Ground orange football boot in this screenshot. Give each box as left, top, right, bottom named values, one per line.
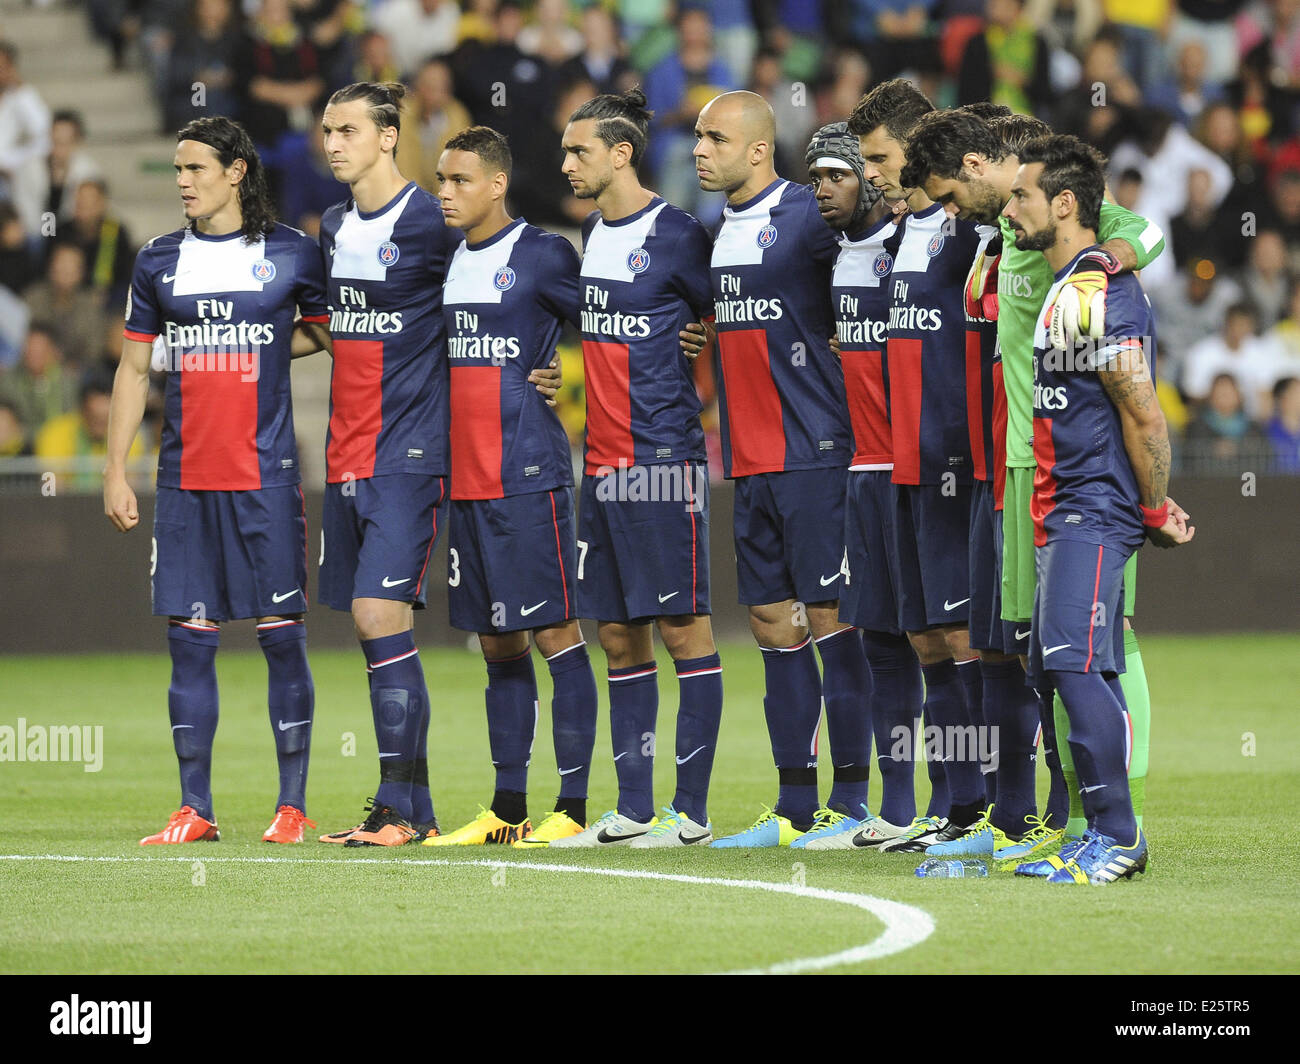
left=140, top=806, right=220, bottom=845
left=333, top=797, right=419, bottom=847
left=263, top=805, right=316, bottom=844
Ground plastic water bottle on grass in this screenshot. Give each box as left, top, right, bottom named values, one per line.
left=914, top=858, right=988, bottom=878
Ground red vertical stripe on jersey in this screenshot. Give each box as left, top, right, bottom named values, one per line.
left=581, top=340, right=634, bottom=474
left=718, top=328, right=785, bottom=476
left=178, top=355, right=260, bottom=489
left=965, top=330, right=987, bottom=481
left=887, top=337, right=923, bottom=484
left=992, top=362, right=1008, bottom=510
left=1031, top=415, right=1057, bottom=547
left=1084, top=543, right=1104, bottom=673
left=327, top=338, right=384, bottom=482
left=449, top=366, right=504, bottom=499
left=843, top=348, right=892, bottom=465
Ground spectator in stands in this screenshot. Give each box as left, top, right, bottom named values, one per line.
left=507, top=74, right=597, bottom=229
left=750, top=46, right=810, bottom=178
left=163, top=0, right=244, bottom=133
left=518, top=0, right=583, bottom=67
left=352, top=28, right=401, bottom=84
left=1114, top=166, right=1143, bottom=211
left=24, top=243, right=107, bottom=366
left=1171, top=167, right=1244, bottom=269
left=34, top=367, right=145, bottom=482
left=710, top=0, right=759, bottom=86
left=275, top=108, right=344, bottom=234
left=1148, top=38, right=1227, bottom=127
left=557, top=4, right=635, bottom=97
left=1240, top=228, right=1292, bottom=327
left=1183, top=301, right=1291, bottom=417
left=0, top=274, right=29, bottom=369
left=371, top=0, right=460, bottom=79
left=643, top=5, right=735, bottom=219
left=456, top=0, right=499, bottom=45
left=0, top=397, right=26, bottom=457
left=957, top=0, right=1052, bottom=116
left=1236, top=0, right=1300, bottom=89
left=0, top=41, right=51, bottom=203
left=1025, top=0, right=1104, bottom=59
left=395, top=57, right=470, bottom=193
left=292, top=0, right=358, bottom=92
left=1102, top=0, right=1172, bottom=90
left=1266, top=375, right=1300, bottom=468
left=0, top=201, right=37, bottom=295
left=818, top=48, right=873, bottom=129
left=1266, top=277, right=1300, bottom=359
left=0, top=324, right=77, bottom=446
left=1227, top=37, right=1294, bottom=147
left=11, top=109, right=102, bottom=243
left=1171, top=0, right=1245, bottom=86
left=841, top=0, right=940, bottom=84
left=233, top=0, right=327, bottom=157
left=1150, top=259, right=1244, bottom=381
left=1053, top=28, right=1140, bottom=142
left=1183, top=371, right=1270, bottom=471
left=62, top=179, right=136, bottom=304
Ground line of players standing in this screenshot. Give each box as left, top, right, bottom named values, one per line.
left=105, top=77, right=1168, bottom=875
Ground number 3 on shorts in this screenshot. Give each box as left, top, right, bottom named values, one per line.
left=448, top=547, right=460, bottom=587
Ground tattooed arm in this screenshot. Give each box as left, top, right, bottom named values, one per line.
left=1098, top=341, right=1194, bottom=548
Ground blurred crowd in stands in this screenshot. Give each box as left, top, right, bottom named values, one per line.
left=3, top=0, right=1300, bottom=481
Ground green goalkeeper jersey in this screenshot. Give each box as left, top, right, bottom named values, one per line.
left=996, top=202, right=1166, bottom=467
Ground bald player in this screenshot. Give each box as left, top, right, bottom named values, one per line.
left=693, top=92, right=872, bottom=847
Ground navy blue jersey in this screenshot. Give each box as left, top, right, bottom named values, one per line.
left=443, top=219, right=579, bottom=500
left=1031, top=249, right=1155, bottom=551
left=124, top=222, right=329, bottom=491
left=886, top=204, right=981, bottom=485
left=966, top=225, right=1001, bottom=482
left=832, top=215, right=899, bottom=467
left=579, top=197, right=712, bottom=475
left=319, top=182, right=454, bottom=483
left=710, top=179, right=849, bottom=478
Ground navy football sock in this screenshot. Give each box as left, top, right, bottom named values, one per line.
left=862, top=630, right=922, bottom=826
left=921, top=659, right=983, bottom=818
left=955, top=657, right=992, bottom=806
left=362, top=632, right=427, bottom=821
left=1050, top=670, right=1138, bottom=842
left=545, top=641, right=598, bottom=802
left=1037, top=685, right=1070, bottom=829
left=671, top=652, right=723, bottom=825
left=484, top=648, right=538, bottom=799
left=760, top=636, right=822, bottom=825
left=980, top=658, right=1038, bottom=832
left=167, top=622, right=220, bottom=821
left=608, top=661, right=658, bottom=823
left=816, top=627, right=872, bottom=814
left=257, top=620, right=314, bottom=813
left=922, top=700, right=950, bottom=819
left=410, top=703, right=435, bottom=827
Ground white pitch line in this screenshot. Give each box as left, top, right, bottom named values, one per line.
left=0, top=854, right=935, bottom=974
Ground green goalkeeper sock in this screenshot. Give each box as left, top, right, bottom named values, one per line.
left=1119, top=628, right=1150, bottom=830
left=1052, top=691, right=1087, bottom=837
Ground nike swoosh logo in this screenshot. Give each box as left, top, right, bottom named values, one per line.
left=819, top=573, right=840, bottom=586
left=1015, top=628, right=1032, bottom=640
left=271, top=588, right=300, bottom=603
left=520, top=601, right=547, bottom=616
left=329, top=245, right=337, bottom=256
left=381, top=576, right=410, bottom=588
left=277, top=720, right=310, bottom=732
left=676, top=745, right=707, bottom=765
left=1081, top=783, right=1108, bottom=793
left=557, top=766, right=582, bottom=776
left=944, top=598, right=971, bottom=611
left=658, top=591, right=679, bottom=604
left=378, top=752, right=401, bottom=758
left=162, top=272, right=176, bottom=283
left=597, top=827, right=646, bottom=844
left=171, top=724, right=192, bottom=731
left=1043, top=643, right=1072, bottom=657
left=613, top=752, right=629, bottom=762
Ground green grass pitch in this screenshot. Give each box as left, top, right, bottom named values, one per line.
left=1, top=633, right=1296, bottom=974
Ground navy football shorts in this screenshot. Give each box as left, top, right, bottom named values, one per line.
left=152, top=484, right=308, bottom=621
left=577, top=462, right=710, bottom=623
left=447, top=486, right=578, bottom=634
left=839, top=469, right=901, bottom=634
left=1027, top=537, right=1130, bottom=688
left=891, top=481, right=973, bottom=632
left=319, top=473, right=447, bottom=612
left=733, top=466, right=848, bottom=606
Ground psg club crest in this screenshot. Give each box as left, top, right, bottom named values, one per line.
left=377, top=240, right=400, bottom=267
left=873, top=252, right=893, bottom=276
left=926, top=232, right=945, bottom=257
left=494, top=265, right=516, bottom=291
left=251, top=258, right=276, bottom=283
left=756, top=224, right=778, bottom=249
left=627, top=247, right=650, bottom=273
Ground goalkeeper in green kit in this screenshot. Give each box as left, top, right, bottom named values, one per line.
left=901, top=108, right=1177, bottom=856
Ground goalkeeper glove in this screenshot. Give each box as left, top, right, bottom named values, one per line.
left=1048, top=248, right=1120, bottom=350
left=964, top=244, right=1001, bottom=321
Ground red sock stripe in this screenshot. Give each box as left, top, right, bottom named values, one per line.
left=368, top=647, right=420, bottom=670
left=676, top=667, right=723, bottom=678
left=609, top=666, right=658, bottom=682
left=256, top=619, right=301, bottom=631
